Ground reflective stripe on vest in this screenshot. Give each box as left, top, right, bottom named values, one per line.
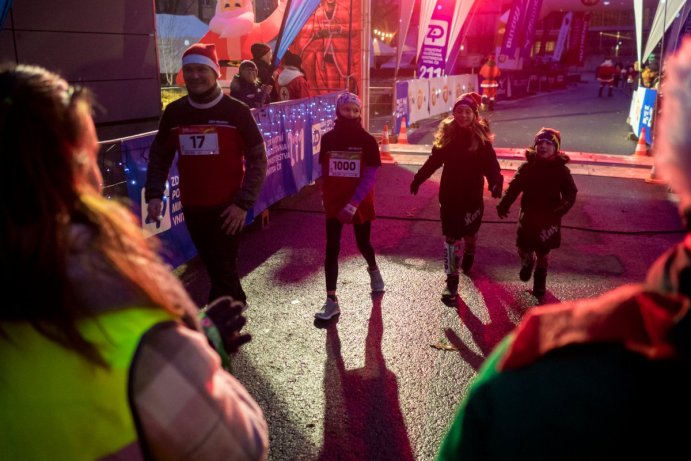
left=0, top=307, right=174, bottom=461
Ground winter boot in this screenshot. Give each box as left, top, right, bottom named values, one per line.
left=442, top=274, right=459, bottom=304
left=533, top=268, right=547, bottom=298
left=461, top=252, right=475, bottom=273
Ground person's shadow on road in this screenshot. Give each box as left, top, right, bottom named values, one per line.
left=317, top=292, right=415, bottom=461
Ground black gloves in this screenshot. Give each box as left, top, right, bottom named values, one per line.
left=497, top=204, right=509, bottom=219
left=490, top=183, right=503, bottom=199
left=410, top=179, right=421, bottom=195
left=200, top=296, right=252, bottom=370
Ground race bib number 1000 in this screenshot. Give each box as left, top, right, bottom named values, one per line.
left=179, top=130, right=219, bottom=156
left=328, top=151, right=361, bottom=178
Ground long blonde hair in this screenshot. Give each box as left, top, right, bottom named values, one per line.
left=433, top=113, right=492, bottom=151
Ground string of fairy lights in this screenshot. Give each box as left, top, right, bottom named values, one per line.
left=373, top=28, right=394, bottom=43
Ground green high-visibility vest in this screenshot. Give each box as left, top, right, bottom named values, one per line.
left=0, top=307, right=174, bottom=461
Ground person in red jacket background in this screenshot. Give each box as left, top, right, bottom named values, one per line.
left=596, top=58, right=617, bottom=97
left=275, top=50, right=311, bottom=101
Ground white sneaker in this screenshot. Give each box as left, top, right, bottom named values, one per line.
left=368, top=267, right=385, bottom=292
left=315, top=298, right=340, bottom=320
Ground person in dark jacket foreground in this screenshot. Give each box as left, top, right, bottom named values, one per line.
left=437, top=37, right=691, bottom=461
left=496, top=127, right=578, bottom=297
left=410, top=92, right=503, bottom=305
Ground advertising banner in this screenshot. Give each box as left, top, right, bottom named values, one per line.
left=552, top=12, right=573, bottom=62
left=520, top=0, right=543, bottom=59
left=292, top=0, right=362, bottom=94
left=565, top=12, right=590, bottom=66
left=407, top=78, right=431, bottom=124
left=628, top=87, right=656, bottom=144
left=394, top=80, right=409, bottom=135
left=499, top=0, right=526, bottom=62
left=122, top=135, right=198, bottom=267
left=417, top=0, right=455, bottom=78
left=428, top=76, right=453, bottom=117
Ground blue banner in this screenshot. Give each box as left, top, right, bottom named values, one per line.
left=639, top=88, right=657, bottom=144
left=417, top=0, right=454, bottom=78
left=499, top=0, right=526, bottom=61
left=394, top=80, right=409, bottom=135
left=118, top=93, right=339, bottom=268
left=520, top=0, right=542, bottom=59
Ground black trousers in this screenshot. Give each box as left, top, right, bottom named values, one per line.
left=325, top=218, right=376, bottom=292
left=184, top=205, right=246, bottom=304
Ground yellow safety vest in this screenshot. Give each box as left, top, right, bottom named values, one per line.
left=0, top=307, right=173, bottom=461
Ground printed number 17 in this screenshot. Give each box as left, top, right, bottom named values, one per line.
left=190, top=135, right=205, bottom=148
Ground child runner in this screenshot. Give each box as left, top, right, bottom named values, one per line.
left=496, top=127, right=578, bottom=298
left=410, top=92, right=503, bottom=305
left=315, top=92, right=384, bottom=321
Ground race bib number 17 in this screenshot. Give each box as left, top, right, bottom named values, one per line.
left=179, top=130, right=219, bottom=156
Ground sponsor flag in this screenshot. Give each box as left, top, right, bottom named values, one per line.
left=272, top=0, right=321, bottom=66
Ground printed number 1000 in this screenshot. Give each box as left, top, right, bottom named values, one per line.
left=334, top=160, right=357, bottom=171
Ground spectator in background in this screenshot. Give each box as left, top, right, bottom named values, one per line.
left=0, top=63, right=268, bottom=460
left=641, top=62, right=658, bottom=88
left=625, top=62, right=639, bottom=97
left=145, top=43, right=267, bottom=306
left=230, top=60, right=272, bottom=109
left=596, top=58, right=616, bottom=97
left=437, top=37, right=691, bottom=461
left=251, top=42, right=278, bottom=102
left=275, top=50, right=311, bottom=101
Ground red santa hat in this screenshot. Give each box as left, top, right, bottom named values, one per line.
left=453, top=92, right=482, bottom=115
left=181, top=43, right=220, bottom=78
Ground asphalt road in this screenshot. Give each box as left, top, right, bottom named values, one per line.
left=178, top=156, right=683, bottom=460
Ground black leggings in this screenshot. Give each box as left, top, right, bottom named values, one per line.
left=325, top=218, right=376, bottom=292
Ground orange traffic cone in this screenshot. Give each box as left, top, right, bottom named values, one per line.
left=380, top=123, right=394, bottom=162
left=634, top=127, right=649, bottom=156
left=398, top=116, right=409, bottom=144
left=644, top=163, right=666, bottom=185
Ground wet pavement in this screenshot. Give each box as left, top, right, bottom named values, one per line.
left=173, top=75, right=681, bottom=460
left=178, top=163, right=682, bottom=461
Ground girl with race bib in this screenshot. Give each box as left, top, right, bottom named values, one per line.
left=315, top=92, right=384, bottom=321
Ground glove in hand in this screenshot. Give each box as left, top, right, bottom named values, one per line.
left=203, top=296, right=252, bottom=354
left=497, top=205, right=509, bottom=219
left=553, top=201, right=570, bottom=217
left=490, top=183, right=502, bottom=199
left=337, top=204, right=356, bottom=224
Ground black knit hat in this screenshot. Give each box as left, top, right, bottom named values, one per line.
left=251, top=43, right=271, bottom=59
left=283, top=50, right=302, bottom=68
left=534, top=127, right=561, bottom=152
